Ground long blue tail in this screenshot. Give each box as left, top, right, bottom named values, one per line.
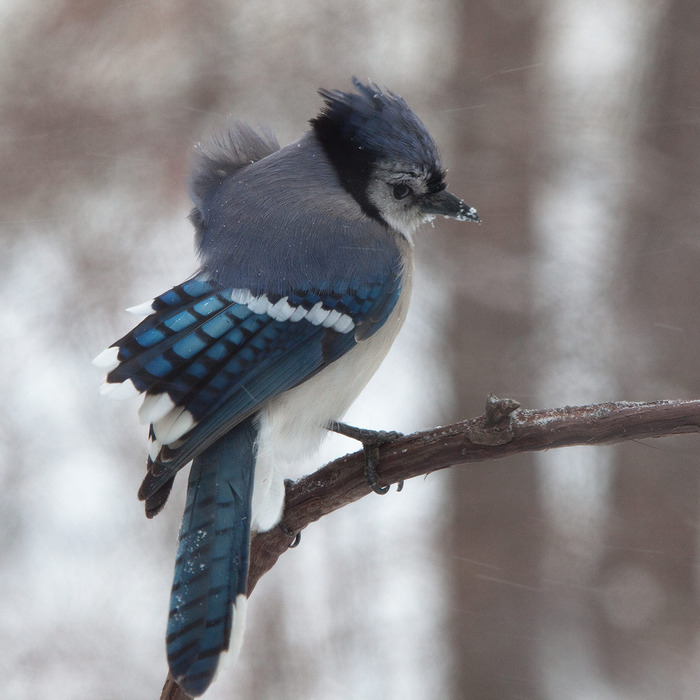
left=166, top=417, right=258, bottom=696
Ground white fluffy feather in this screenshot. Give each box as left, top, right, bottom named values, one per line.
left=92, top=346, right=120, bottom=371
left=228, top=288, right=354, bottom=333
left=139, top=392, right=177, bottom=425
left=268, top=297, right=295, bottom=322
left=214, top=594, right=248, bottom=680
left=148, top=435, right=163, bottom=461
left=251, top=254, right=414, bottom=532
left=152, top=405, right=196, bottom=444
left=99, top=378, right=141, bottom=400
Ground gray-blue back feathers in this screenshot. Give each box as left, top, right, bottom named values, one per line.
left=188, top=130, right=404, bottom=297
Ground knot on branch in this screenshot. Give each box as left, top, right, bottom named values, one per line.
left=467, top=394, right=521, bottom=446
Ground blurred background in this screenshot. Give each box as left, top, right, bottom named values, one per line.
left=2, top=1, right=699, bottom=698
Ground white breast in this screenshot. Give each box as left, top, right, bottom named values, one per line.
left=250, top=256, right=414, bottom=532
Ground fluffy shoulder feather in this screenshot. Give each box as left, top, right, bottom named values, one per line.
left=189, top=122, right=280, bottom=231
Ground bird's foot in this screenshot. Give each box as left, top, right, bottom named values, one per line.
left=278, top=522, right=301, bottom=548
left=278, top=479, right=301, bottom=547
left=328, top=421, right=404, bottom=495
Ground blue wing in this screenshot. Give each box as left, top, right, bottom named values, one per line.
left=98, top=271, right=402, bottom=514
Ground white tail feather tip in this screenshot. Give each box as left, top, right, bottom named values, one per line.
left=167, top=410, right=196, bottom=443
left=99, top=378, right=141, bottom=400
left=139, top=392, right=177, bottom=425
left=152, top=406, right=196, bottom=444
left=148, top=436, right=163, bottom=461
left=92, top=346, right=121, bottom=371
left=216, top=594, right=248, bottom=678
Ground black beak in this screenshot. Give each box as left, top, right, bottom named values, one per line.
left=421, top=190, right=481, bottom=223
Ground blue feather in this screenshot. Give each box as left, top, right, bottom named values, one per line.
left=167, top=418, right=257, bottom=696
left=100, top=270, right=403, bottom=506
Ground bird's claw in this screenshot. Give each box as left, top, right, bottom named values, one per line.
left=328, top=421, right=403, bottom=494
left=278, top=479, right=301, bottom=547
left=365, top=445, right=390, bottom=494
left=277, top=521, right=301, bottom=548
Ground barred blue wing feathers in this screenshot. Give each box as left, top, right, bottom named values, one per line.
left=96, top=271, right=402, bottom=515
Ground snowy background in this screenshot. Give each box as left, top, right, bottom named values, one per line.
left=2, top=1, right=700, bottom=698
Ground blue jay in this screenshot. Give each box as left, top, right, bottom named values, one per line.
left=94, top=79, right=479, bottom=696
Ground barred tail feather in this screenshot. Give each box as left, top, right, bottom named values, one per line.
left=167, top=418, right=257, bottom=697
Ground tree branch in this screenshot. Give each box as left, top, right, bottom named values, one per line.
left=160, top=396, right=700, bottom=699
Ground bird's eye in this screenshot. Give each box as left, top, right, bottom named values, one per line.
left=392, top=184, right=412, bottom=200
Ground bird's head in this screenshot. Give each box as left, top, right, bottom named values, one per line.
left=311, top=78, right=480, bottom=240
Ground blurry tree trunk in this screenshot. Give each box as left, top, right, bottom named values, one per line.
left=442, top=1, right=700, bottom=697
left=606, top=0, right=700, bottom=686
left=529, top=3, right=669, bottom=695
left=441, top=5, right=542, bottom=698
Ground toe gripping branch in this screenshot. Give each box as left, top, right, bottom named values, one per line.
left=278, top=479, right=302, bottom=548
left=328, top=421, right=404, bottom=495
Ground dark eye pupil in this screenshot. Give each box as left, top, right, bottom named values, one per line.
left=393, top=184, right=411, bottom=200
